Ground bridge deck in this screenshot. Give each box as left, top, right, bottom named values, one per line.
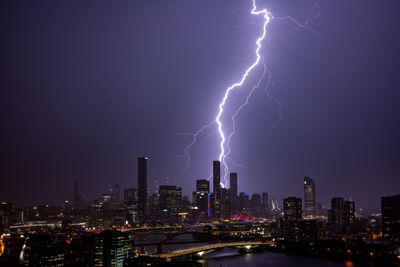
left=140, top=241, right=274, bottom=258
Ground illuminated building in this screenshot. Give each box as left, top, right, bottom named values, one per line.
left=124, top=188, right=138, bottom=204
left=88, top=204, right=103, bottom=228
left=23, top=233, right=64, bottom=267
left=85, top=230, right=134, bottom=267
left=220, top=188, right=231, bottom=219
left=196, top=179, right=209, bottom=193
left=213, top=160, right=221, bottom=219
left=73, top=181, right=84, bottom=210
left=381, top=194, right=400, bottom=240
left=193, top=179, right=209, bottom=217
left=73, top=181, right=79, bottom=210
left=284, top=197, right=302, bottom=221
left=147, top=192, right=161, bottom=223
left=111, top=184, right=120, bottom=204
left=344, top=200, right=355, bottom=225
left=328, top=197, right=345, bottom=234
left=138, top=157, right=148, bottom=224
left=239, top=192, right=250, bottom=214
left=230, top=173, right=238, bottom=212
left=159, top=185, right=182, bottom=223
left=261, top=192, right=268, bottom=211
left=250, top=194, right=262, bottom=217
left=283, top=197, right=302, bottom=242
left=304, top=176, right=315, bottom=218
left=124, top=188, right=138, bottom=225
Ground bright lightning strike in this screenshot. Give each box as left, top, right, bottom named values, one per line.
left=222, top=57, right=268, bottom=186
left=215, top=0, right=271, bottom=187
left=177, top=120, right=215, bottom=171
left=264, top=63, right=283, bottom=131
left=272, top=1, right=321, bottom=41
left=179, top=0, right=321, bottom=186
left=178, top=0, right=270, bottom=179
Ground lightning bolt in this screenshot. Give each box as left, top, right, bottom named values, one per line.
left=177, top=120, right=215, bottom=171
left=179, top=0, right=321, bottom=187
left=178, top=0, right=270, bottom=178
left=264, top=64, right=283, bottom=131
left=215, top=0, right=271, bottom=187
left=272, top=1, right=321, bottom=41
left=222, top=57, right=268, bottom=186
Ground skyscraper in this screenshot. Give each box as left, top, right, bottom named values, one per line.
left=381, top=194, right=400, bottom=240
left=73, top=181, right=79, bottom=209
left=220, top=188, right=231, bottom=219
left=196, top=179, right=210, bottom=193
left=283, top=197, right=303, bottom=242
left=124, top=188, right=138, bottom=205
left=329, top=197, right=345, bottom=234
left=239, top=192, right=250, bottom=213
left=111, top=184, right=120, bottom=204
left=250, top=193, right=262, bottom=217
left=86, top=230, right=134, bottom=266
left=194, top=179, right=210, bottom=216
left=283, top=197, right=302, bottom=221
left=230, top=172, right=238, bottom=212
left=344, top=200, right=355, bottom=225
left=213, top=160, right=221, bottom=219
left=261, top=192, right=269, bottom=211
left=73, top=180, right=84, bottom=210
left=138, top=157, right=147, bottom=224
left=304, top=176, right=316, bottom=218
left=159, top=185, right=182, bottom=223
left=124, top=188, right=138, bottom=225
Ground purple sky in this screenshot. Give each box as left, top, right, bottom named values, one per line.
left=1, top=0, right=399, bottom=209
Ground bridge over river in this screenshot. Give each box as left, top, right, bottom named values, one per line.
left=140, top=241, right=275, bottom=259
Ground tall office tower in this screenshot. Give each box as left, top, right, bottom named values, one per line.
left=23, top=233, right=65, bottom=267
left=381, top=194, right=400, bottom=240
left=124, top=188, right=138, bottom=225
left=111, top=184, right=120, bottom=203
left=194, top=179, right=210, bottom=216
left=73, top=181, right=79, bottom=209
left=344, top=200, right=355, bottom=225
left=86, top=230, right=134, bottom=266
left=328, top=197, right=345, bottom=234
left=283, top=197, right=302, bottom=221
left=196, top=179, right=210, bottom=193
left=239, top=192, right=250, bottom=213
left=213, top=160, right=221, bottom=219
left=138, top=157, right=148, bottom=224
left=124, top=188, right=138, bottom=204
left=73, top=181, right=84, bottom=210
left=251, top=193, right=263, bottom=217
left=304, top=176, right=316, bottom=218
left=262, top=192, right=269, bottom=211
left=283, top=197, right=303, bottom=242
left=147, top=191, right=161, bottom=223
left=230, top=173, right=238, bottom=212
left=159, top=185, right=182, bottom=223
left=220, top=188, right=231, bottom=219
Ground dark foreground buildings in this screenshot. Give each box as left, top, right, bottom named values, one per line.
left=381, top=194, right=400, bottom=241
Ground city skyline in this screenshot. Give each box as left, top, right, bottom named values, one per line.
left=1, top=0, right=400, bottom=266
left=1, top=0, right=400, bottom=209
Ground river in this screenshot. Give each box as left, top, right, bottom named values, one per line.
left=203, top=251, right=365, bottom=267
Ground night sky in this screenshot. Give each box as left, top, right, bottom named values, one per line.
left=1, top=0, right=399, bottom=209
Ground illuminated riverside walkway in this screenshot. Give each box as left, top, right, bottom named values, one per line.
left=140, top=241, right=275, bottom=258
